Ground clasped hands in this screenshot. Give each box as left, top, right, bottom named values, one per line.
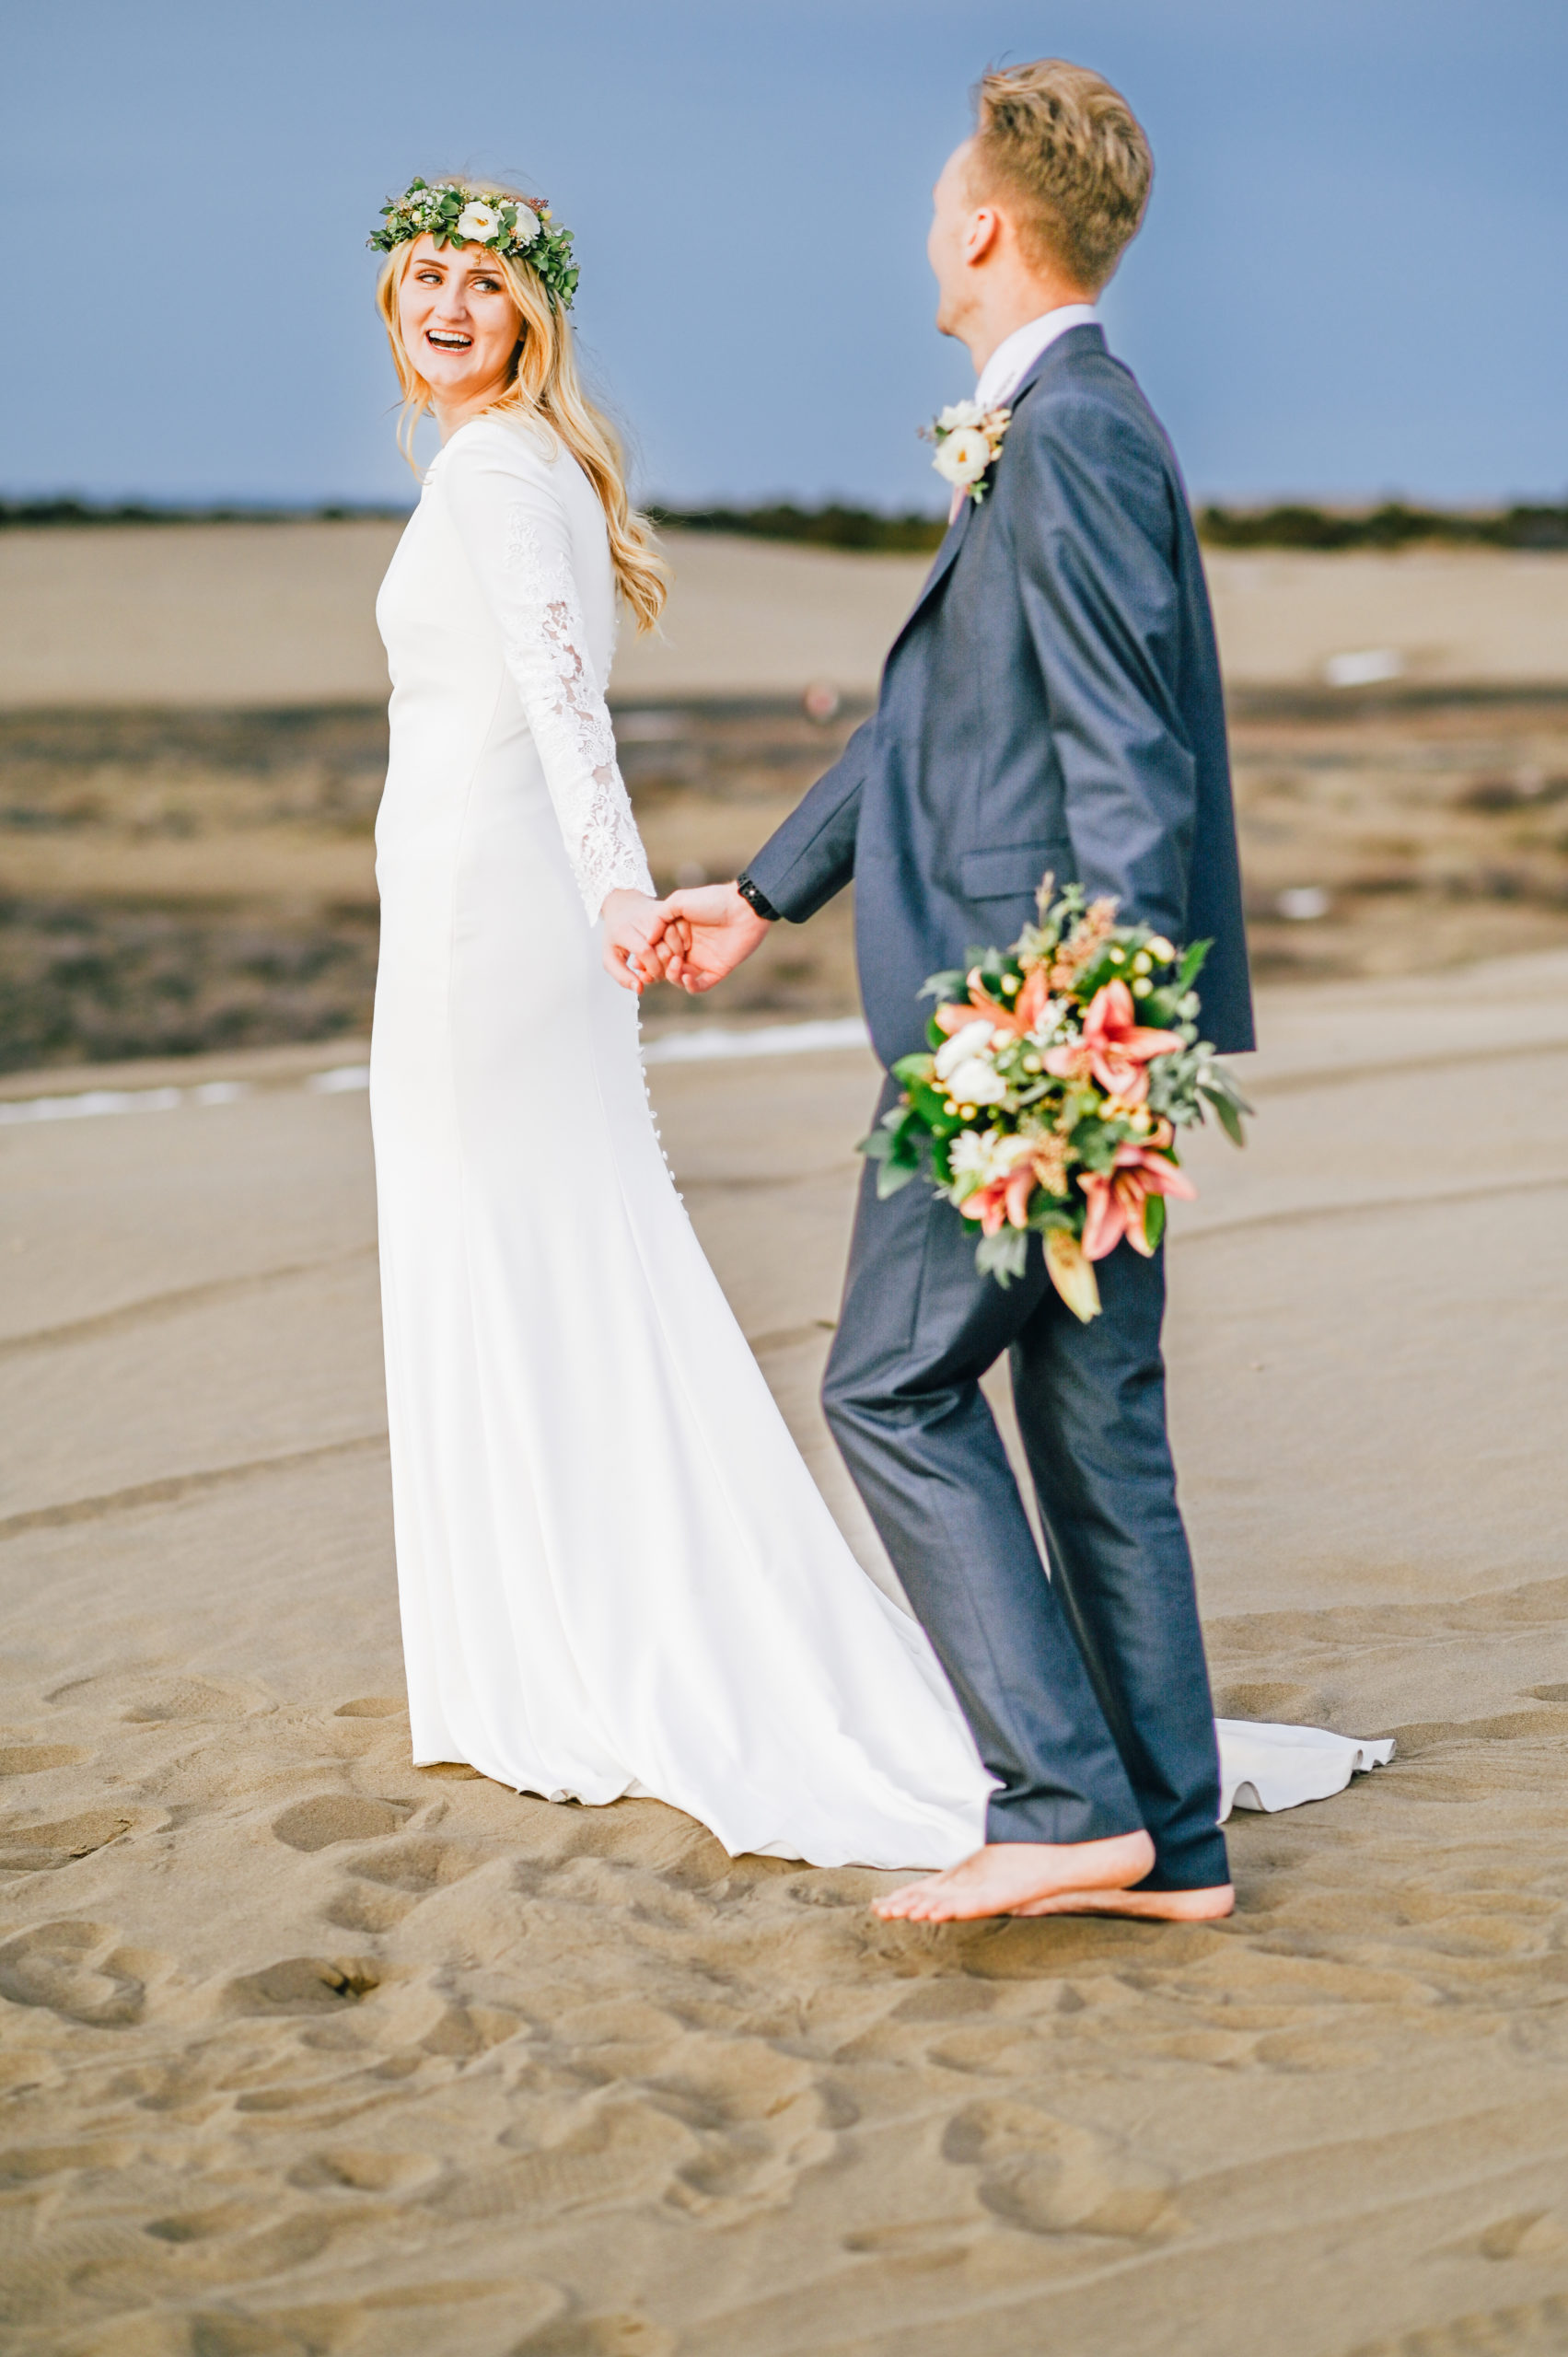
left=600, top=885, right=772, bottom=998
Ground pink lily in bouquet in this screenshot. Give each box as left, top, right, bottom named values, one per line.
left=1045, top=978, right=1182, bottom=1106
left=935, top=963, right=1053, bottom=1041
left=961, top=1153, right=1045, bottom=1237
left=858, top=874, right=1252, bottom=1313
left=1080, top=1142, right=1197, bottom=1260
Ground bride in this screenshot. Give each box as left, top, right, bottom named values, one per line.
left=366, top=175, right=1384, bottom=1882
left=368, top=176, right=994, bottom=1869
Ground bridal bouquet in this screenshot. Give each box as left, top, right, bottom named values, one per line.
left=860, top=879, right=1251, bottom=1319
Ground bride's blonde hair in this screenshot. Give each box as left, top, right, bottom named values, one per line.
left=376, top=181, right=668, bottom=633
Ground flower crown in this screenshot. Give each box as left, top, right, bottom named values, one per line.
left=368, top=179, right=579, bottom=311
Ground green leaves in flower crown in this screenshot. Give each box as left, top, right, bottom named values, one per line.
left=367, top=177, right=580, bottom=310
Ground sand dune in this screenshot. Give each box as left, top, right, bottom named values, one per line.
left=2, top=521, right=1566, bottom=705
left=1, top=952, right=1566, bottom=2352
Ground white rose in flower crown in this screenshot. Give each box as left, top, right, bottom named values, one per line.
left=508, top=203, right=540, bottom=246
left=456, top=200, right=502, bottom=243
left=932, top=425, right=993, bottom=489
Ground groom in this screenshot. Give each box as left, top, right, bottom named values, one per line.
left=654, top=59, right=1253, bottom=1922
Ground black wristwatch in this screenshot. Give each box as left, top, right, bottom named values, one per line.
left=736, top=873, right=781, bottom=923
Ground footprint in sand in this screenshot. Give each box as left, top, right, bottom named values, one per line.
left=942, top=2095, right=1180, bottom=2241
left=519, top=2319, right=676, bottom=2357
left=0, top=1744, right=87, bottom=1776
left=332, top=1696, right=407, bottom=1718
left=286, top=2146, right=439, bottom=2193
left=645, top=2045, right=849, bottom=2212
left=271, top=1795, right=412, bottom=1852
left=222, top=1956, right=382, bottom=2016
left=0, top=1807, right=152, bottom=1873
left=1343, top=2292, right=1568, bottom=2356
left=0, top=2137, right=138, bottom=2184
left=343, top=1835, right=485, bottom=1893
left=1213, top=1679, right=1334, bottom=1724
left=0, top=1919, right=151, bottom=2026
left=1475, top=2212, right=1568, bottom=2262
left=322, top=1881, right=415, bottom=1934
left=1391, top=1704, right=1568, bottom=1756
left=143, top=2199, right=266, bottom=2245
left=44, top=1669, right=274, bottom=1723
left=322, top=1833, right=488, bottom=1933
left=145, top=2298, right=365, bottom=2353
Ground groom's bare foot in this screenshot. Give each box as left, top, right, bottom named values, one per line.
left=1012, top=1881, right=1235, bottom=1922
left=872, top=1829, right=1156, bottom=1922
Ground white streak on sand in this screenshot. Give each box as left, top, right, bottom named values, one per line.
left=642, top=1016, right=869, bottom=1064
left=0, top=1078, right=253, bottom=1126
left=0, top=1021, right=876, bottom=1125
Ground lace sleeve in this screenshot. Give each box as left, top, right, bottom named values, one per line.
left=440, top=427, right=655, bottom=920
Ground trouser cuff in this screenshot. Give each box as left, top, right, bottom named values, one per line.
left=984, top=1792, right=1144, bottom=1849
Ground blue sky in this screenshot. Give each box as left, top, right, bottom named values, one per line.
left=6, top=0, right=1564, bottom=511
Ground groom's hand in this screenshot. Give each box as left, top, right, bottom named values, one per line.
left=652, top=882, right=772, bottom=994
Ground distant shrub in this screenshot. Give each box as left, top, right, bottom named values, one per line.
left=647, top=502, right=947, bottom=553
left=1198, top=501, right=1568, bottom=552
left=4, top=493, right=1565, bottom=554
left=0, top=498, right=411, bottom=529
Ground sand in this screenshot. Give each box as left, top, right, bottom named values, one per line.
left=4, top=504, right=1568, bottom=2349
left=2, top=946, right=1567, bottom=2355
left=3, top=523, right=1567, bottom=707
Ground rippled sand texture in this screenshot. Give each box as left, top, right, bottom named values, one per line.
left=1, top=952, right=1567, bottom=2356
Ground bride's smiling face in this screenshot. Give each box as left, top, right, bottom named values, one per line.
left=397, top=234, right=520, bottom=425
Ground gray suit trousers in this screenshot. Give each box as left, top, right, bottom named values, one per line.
left=824, top=1082, right=1228, bottom=1891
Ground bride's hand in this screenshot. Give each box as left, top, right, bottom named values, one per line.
left=600, top=890, right=691, bottom=994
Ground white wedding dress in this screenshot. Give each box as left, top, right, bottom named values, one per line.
left=370, top=411, right=1390, bottom=1870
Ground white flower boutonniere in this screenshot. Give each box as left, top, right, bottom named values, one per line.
left=923, top=399, right=1011, bottom=505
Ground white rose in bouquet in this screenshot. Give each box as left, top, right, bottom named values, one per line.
left=935, top=400, right=985, bottom=433
left=934, top=1019, right=995, bottom=1080
left=943, top=1058, right=1009, bottom=1107
left=947, top=1126, right=1032, bottom=1201
left=932, top=425, right=993, bottom=489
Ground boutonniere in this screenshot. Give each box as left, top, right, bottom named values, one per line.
left=922, top=400, right=1012, bottom=506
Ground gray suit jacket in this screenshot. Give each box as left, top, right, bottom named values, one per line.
left=746, top=324, right=1254, bottom=1065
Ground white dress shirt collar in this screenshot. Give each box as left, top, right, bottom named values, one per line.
left=973, top=304, right=1098, bottom=414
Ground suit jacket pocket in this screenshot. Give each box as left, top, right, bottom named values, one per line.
left=959, top=842, right=1069, bottom=902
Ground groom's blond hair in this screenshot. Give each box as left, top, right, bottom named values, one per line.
left=970, top=60, right=1153, bottom=293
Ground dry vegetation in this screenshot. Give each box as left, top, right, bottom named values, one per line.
left=1, top=690, right=1566, bottom=1073
left=1230, top=689, right=1568, bottom=981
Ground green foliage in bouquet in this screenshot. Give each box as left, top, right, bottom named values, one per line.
left=858, top=878, right=1252, bottom=1318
